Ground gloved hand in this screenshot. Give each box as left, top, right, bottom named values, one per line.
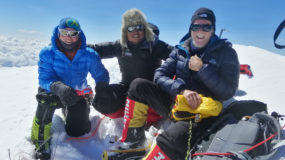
left=95, top=82, right=114, bottom=98
left=50, top=81, right=80, bottom=107
left=93, top=82, right=117, bottom=110
left=36, top=91, right=63, bottom=109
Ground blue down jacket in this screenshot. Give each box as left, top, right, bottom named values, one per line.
left=38, top=26, right=109, bottom=92
left=154, top=35, right=240, bottom=101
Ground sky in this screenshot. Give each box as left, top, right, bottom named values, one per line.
left=0, top=0, right=285, bottom=56
left=0, top=40, right=285, bottom=159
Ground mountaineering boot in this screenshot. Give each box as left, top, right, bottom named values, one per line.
left=123, top=126, right=146, bottom=148
left=31, top=89, right=61, bottom=160
left=102, top=97, right=150, bottom=159
left=143, top=144, right=171, bottom=160
left=102, top=127, right=147, bottom=160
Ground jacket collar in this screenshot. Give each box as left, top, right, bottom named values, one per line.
left=178, top=34, right=228, bottom=58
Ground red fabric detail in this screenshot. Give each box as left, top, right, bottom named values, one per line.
left=64, top=50, right=77, bottom=60
left=75, top=88, right=93, bottom=96
left=56, top=38, right=81, bottom=61
left=121, top=97, right=135, bottom=142
left=144, top=144, right=171, bottom=160
left=240, top=64, right=253, bottom=78
left=146, top=108, right=162, bottom=127
left=192, top=124, right=285, bottom=158
left=104, top=107, right=125, bottom=119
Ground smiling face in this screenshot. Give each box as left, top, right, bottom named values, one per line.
left=191, top=19, right=214, bottom=48
left=126, top=29, right=145, bottom=45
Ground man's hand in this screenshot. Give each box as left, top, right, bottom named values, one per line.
left=50, top=81, right=80, bottom=107
left=95, top=82, right=112, bottom=98
left=189, top=55, right=203, bottom=71
left=180, top=89, right=201, bottom=109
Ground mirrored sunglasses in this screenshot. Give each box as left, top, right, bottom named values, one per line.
left=58, top=29, right=80, bottom=37
left=191, top=24, right=214, bottom=32
left=127, top=25, right=145, bottom=32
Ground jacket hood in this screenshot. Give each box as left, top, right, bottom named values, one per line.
left=51, top=25, right=87, bottom=52
left=177, top=33, right=233, bottom=59
left=179, top=33, right=224, bottom=50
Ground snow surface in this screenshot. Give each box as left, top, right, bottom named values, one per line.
left=0, top=35, right=45, bottom=67
left=0, top=35, right=284, bottom=159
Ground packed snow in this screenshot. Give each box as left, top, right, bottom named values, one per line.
left=0, top=35, right=284, bottom=159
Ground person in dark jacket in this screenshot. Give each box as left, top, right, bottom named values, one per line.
left=89, top=8, right=173, bottom=123
left=106, top=8, right=240, bottom=160
left=30, top=17, right=109, bottom=160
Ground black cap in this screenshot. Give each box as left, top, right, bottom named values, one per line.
left=191, top=8, right=216, bottom=26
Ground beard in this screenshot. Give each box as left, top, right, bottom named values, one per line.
left=59, top=39, right=80, bottom=51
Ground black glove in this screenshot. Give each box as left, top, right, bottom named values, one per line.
left=36, top=91, right=63, bottom=109
left=95, top=82, right=114, bottom=98
left=93, top=82, right=117, bottom=112
left=50, top=81, right=80, bottom=107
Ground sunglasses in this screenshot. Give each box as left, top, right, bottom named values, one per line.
left=58, top=29, right=80, bottom=37
left=127, top=25, right=145, bottom=32
left=191, top=24, right=214, bottom=32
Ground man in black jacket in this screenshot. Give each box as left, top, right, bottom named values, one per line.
left=89, top=8, right=173, bottom=122
left=109, top=8, right=240, bottom=160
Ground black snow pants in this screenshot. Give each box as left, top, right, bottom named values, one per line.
left=156, top=117, right=217, bottom=160
left=127, top=78, right=174, bottom=118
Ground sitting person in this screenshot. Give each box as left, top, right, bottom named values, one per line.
left=89, top=8, right=173, bottom=126
left=30, top=17, right=109, bottom=160
left=105, top=7, right=240, bottom=160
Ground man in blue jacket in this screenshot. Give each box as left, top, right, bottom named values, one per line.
left=30, top=17, right=109, bottom=160
left=105, top=8, right=239, bottom=160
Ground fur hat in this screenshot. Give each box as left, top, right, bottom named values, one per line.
left=120, top=8, right=154, bottom=47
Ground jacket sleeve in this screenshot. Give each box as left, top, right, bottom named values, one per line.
left=197, top=47, right=240, bottom=101
left=156, top=40, right=174, bottom=60
left=89, top=49, right=110, bottom=84
left=38, top=48, right=58, bottom=92
left=154, top=49, right=187, bottom=97
left=87, top=40, right=122, bottom=58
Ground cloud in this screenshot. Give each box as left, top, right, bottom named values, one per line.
left=17, top=29, right=42, bottom=35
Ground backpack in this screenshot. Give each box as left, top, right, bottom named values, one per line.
left=190, top=100, right=284, bottom=160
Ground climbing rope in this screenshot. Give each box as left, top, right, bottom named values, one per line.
left=185, top=119, right=193, bottom=160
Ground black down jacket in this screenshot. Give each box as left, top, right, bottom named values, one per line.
left=154, top=36, right=240, bottom=101
left=89, top=38, right=173, bottom=85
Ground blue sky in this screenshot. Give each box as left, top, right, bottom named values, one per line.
left=0, top=0, right=284, bottom=55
